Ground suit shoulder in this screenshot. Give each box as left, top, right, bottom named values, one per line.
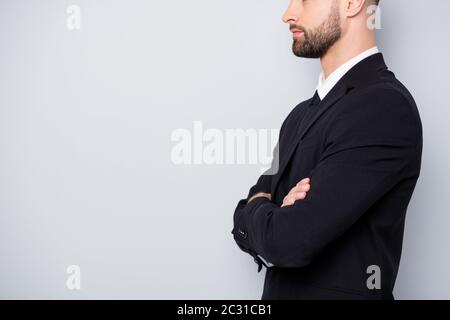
left=341, top=81, right=420, bottom=123
left=348, top=81, right=415, bottom=107
left=331, top=82, right=422, bottom=146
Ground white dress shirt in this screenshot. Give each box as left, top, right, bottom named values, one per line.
left=316, top=46, right=380, bottom=100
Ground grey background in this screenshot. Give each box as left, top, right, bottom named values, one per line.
left=0, top=0, right=449, bottom=299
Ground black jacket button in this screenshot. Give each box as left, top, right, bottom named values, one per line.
left=238, top=229, right=248, bottom=239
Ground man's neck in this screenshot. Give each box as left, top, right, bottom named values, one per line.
left=320, top=37, right=377, bottom=79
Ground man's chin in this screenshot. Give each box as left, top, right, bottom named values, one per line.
left=292, top=40, right=308, bottom=58
left=292, top=46, right=308, bottom=58
left=292, top=43, right=324, bottom=59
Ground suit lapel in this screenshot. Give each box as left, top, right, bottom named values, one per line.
left=297, top=85, right=349, bottom=141
left=271, top=53, right=388, bottom=197
left=271, top=84, right=349, bottom=195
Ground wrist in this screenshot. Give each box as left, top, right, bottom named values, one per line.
left=248, top=192, right=271, bottom=204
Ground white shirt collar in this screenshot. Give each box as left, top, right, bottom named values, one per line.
left=316, top=46, right=380, bottom=100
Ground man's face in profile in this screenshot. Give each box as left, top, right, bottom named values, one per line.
left=283, top=0, right=343, bottom=58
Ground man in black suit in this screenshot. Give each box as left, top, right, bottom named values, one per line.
left=231, top=0, right=422, bottom=299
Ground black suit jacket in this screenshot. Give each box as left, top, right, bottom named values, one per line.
left=231, top=53, right=423, bottom=300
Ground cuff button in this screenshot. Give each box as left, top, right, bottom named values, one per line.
left=238, top=229, right=248, bottom=239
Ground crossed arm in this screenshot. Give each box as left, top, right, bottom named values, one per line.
left=231, top=89, right=419, bottom=269
left=248, top=177, right=311, bottom=207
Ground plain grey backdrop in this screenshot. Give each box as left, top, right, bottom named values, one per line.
left=1, top=0, right=449, bottom=299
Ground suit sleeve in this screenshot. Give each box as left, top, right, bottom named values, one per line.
left=230, top=105, right=299, bottom=268
left=232, top=88, right=421, bottom=268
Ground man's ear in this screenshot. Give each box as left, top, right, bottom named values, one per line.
left=343, top=0, right=367, bottom=18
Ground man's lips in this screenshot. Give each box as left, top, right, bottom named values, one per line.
left=291, top=29, right=304, bottom=38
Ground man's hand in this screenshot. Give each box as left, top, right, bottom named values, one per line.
left=281, top=177, right=311, bottom=207
left=248, top=192, right=271, bottom=204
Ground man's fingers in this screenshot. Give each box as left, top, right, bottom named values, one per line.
left=286, top=177, right=311, bottom=195
left=294, top=191, right=307, bottom=200
left=281, top=177, right=311, bottom=207
left=288, top=183, right=310, bottom=195
left=297, top=177, right=310, bottom=186
left=299, top=183, right=310, bottom=192
left=282, top=191, right=307, bottom=207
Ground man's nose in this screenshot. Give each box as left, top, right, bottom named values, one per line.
left=282, top=2, right=299, bottom=24
left=282, top=12, right=298, bottom=24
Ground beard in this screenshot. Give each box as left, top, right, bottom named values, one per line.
left=292, top=2, right=342, bottom=58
